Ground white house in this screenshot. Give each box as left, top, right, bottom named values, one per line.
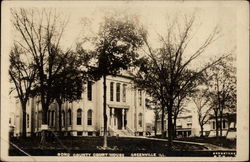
left=12, top=74, right=147, bottom=137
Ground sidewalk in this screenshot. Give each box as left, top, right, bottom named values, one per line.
left=124, top=136, right=235, bottom=151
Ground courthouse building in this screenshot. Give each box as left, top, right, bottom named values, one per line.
left=12, top=74, right=147, bottom=137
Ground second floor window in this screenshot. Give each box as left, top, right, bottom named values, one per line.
left=122, top=84, right=127, bottom=102
left=139, top=90, right=142, bottom=106
left=116, top=83, right=120, bottom=102
left=110, top=82, right=114, bottom=101
left=87, top=81, right=92, bottom=101
left=77, top=109, right=82, bottom=125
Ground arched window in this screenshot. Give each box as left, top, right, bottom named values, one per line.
left=77, top=109, right=82, bottom=125
left=68, top=109, right=72, bottom=125
left=87, top=110, right=93, bottom=125
left=138, top=113, right=143, bottom=127
left=62, top=110, right=65, bottom=127
left=51, top=110, right=55, bottom=126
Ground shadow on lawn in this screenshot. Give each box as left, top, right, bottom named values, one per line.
left=9, top=136, right=207, bottom=153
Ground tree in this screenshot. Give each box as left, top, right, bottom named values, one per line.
left=204, top=55, right=236, bottom=137
left=9, top=44, right=36, bottom=138
left=50, top=49, right=86, bottom=133
left=78, top=14, right=144, bottom=148
left=192, top=87, right=212, bottom=137
left=145, top=97, right=161, bottom=136
left=11, top=8, right=70, bottom=143
left=133, top=15, right=224, bottom=150
left=172, top=96, right=189, bottom=138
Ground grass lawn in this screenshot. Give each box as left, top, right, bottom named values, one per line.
left=9, top=136, right=207, bottom=153
left=177, top=137, right=236, bottom=149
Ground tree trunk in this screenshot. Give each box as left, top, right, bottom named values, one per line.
left=154, top=114, right=158, bottom=136
left=215, top=111, right=219, bottom=138
left=42, top=105, right=48, bottom=124
left=167, top=108, right=173, bottom=150
left=173, top=116, right=177, bottom=138
left=103, top=74, right=108, bottom=148
left=21, top=103, right=27, bottom=138
left=40, top=100, right=49, bottom=146
left=220, top=109, right=223, bottom=137
left=200, top=125, right=204, bottom=137
left=57, top=99, right=62, bottom=133
left=161, top=106, right=165, bottom=138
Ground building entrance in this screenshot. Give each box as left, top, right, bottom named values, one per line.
left=115, top=109, right=122, bottom=129
left=113, top=108, right=127, bottom=130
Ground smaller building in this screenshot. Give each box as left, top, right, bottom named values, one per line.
left=175, top=115, right=192, bottom=138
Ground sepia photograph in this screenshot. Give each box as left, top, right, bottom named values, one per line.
left=1, top=0, right=249, bottom=161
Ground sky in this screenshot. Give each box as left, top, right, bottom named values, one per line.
left=3, top=1, right=238, bottom=123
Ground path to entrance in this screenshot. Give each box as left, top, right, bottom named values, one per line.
left=122, top=136, right=235, bottom=151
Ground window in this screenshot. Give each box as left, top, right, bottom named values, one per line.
left=88, top=132, right=93, bottom=136
left=27, top=114, right=29, bottom=128
left=38, top=111, right=42, bottom=127
left=212, top=121, right=215, bottom=129
left=116, top=83, right=120, bottom=102
left=87, top=81, right=92, bottom=101
left=77, top=131, right=82, bottom=136
left=51, top=111, right=55, bottom=126
left=62, top=110, right=65, bottom=127
left=122, top=84, right=127, bottom=102
left=223, top=120, right=226, bottom=129
left=138, top=113, right=143, bottom=127
left=87, top=109, right=92, bottom=125
left=139, top=90, right=142, bottom=106
left=110, top=82, right=114, bottom=101
left=77, top=109, right=82, bottom=125
left=68, top=109, right=72, bottom=125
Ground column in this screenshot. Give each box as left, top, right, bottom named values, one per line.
left=122, top=109, right=125, bottom=130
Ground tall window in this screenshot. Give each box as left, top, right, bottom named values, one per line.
left=212, top=121, right=215, bottom=129
left=39, top=111, right=42, bottom=127
left=116, top=83, right=120, bottom=102
left=27, top=114, right=29, bottom=128
left=68, top=109, right=72, bottom=125
left=223, top=120, right=226, bottom=129
left=139, top=90, right=142, bottom=106
left=77, top=109, right=82, bottom=125
left=87, top=110, right=92, bottom=125
left=110, top=82, right=114, bottom=101
left=138, top=113, right=143, bottom=127
left=62, top=110, right=65, bottom=127
left=122, top=84, right=127, bottom=102
left=51, top=111, right=55, bottom=126
left=87, top=81, right=92, bottom=101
